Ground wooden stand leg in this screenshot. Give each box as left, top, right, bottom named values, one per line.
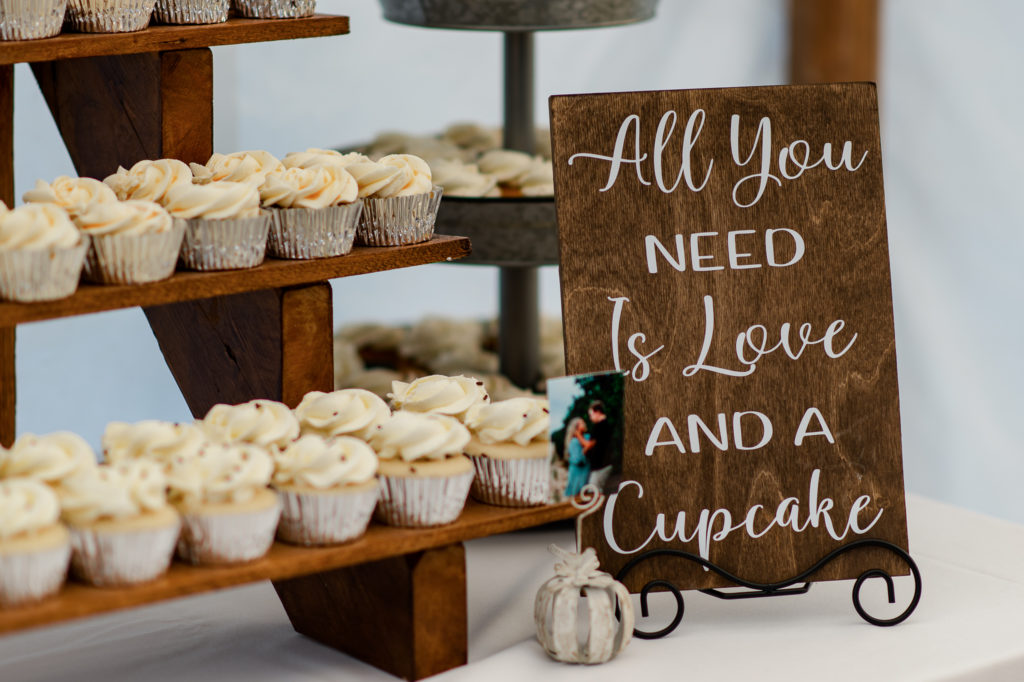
left=0, top=327, right=13, bottom=448
left=0, top=64, right=13, bottom=447
left=789, top=0, right=879, bottom=84
left=272, top=543, right=469, bottom=681
left=144, top=283, right=334, bottom=414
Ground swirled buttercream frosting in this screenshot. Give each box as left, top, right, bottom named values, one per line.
left=1, top=432, right=96, bottom=486
left=161, top=181, right=261, bottom=219
left=294, top=389, right=390, bottom=440
left=73, top=199, right=172, bottom=236
left=389, top=374, right=489, bottom=419
left=103, top=159, right=193, bottom=203
left=282, top=148, right=369, bottom=170
left=0, top=478, right=62, bottom=539
left=464, top=397, right=550, bottom=446
left=165, top=441, right=273, bottom=507
left=190, top=150, right=284, bottom=186
left=103, top=420, right=207, bottom=465
left=260, top=165, right=358, bottom=208
left=0, top=203, right=80, bottom=251
left=202, top=399, right=300, bottom=448
left=23, top=176, right=118, bottom=216
left=376, top=154, right=433, bottom=197
left=58, top=459, right=170, bottom=526
left=369, top=411, right=470, bottom=462
left=272, top=434, right=377, bottom=490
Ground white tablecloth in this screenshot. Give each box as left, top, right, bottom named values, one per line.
left=1, top=495, right=1021, bottom=682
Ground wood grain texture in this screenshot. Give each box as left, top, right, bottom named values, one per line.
left=551, top=84, right=907, bottom=590
left=280, top=284, right=334, bottom=407
left=0, top=237, right=472, bottom=326
left=0, top=327, right=12, bottom=448
left=790, top=0, right=878, bottom=83
left=274, top=543, right=468, bottom=681
left=0, top=500, right=576, bottom=636
left=160, top=49, right=213, bottom=164
left=0, top=15, right=349, bottom=65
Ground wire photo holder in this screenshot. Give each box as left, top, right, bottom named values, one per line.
left=571, top=487, right=923, bottom=640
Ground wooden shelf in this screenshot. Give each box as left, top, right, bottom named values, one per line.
left=0, top=235, right=471, bottom=326
left=0, top=14, right=350, bottom=65
left=0, top=500, right=577, bottom=635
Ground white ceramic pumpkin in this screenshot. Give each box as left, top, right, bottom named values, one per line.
left=534, top=544, right=634, bottom=664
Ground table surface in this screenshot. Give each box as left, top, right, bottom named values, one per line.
left=0, top=494, right=1021, bottom=682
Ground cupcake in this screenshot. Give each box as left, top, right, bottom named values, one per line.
left=104, top=158, right=193, bottom=203
left=102, top=419, right=207, bottom=468
left=260, top=164, right=362, bottom=259
left=189, top=150, right=283, bottom=186
left=153, top=0, right=228, bottom=24
left=0, top=203, right=88, bottom=303
left=161, top=180, right=270, bottom=271
left=463, top=397, right=551, bottom=507
left=231, top=0, right=314, bottom=19
left=351, top=154, right=442, bottom=246
left=58, top=460, right=180, bottom=587
left=23, top=175, right=119, bottom=217
left=430, top=159, right=499, bottom=198
left=477, top=149, right=536, bottom=197
left=201, top=398, right=300, bottom=449
left=0, top=479, right=70, bottom=607
left=272, top=435, right=379, bottom=545
left=0, top=431, right=97, bottom=488
left=0, top=0, right=66, bottom=40
left=73, top=199, right=184, bottom=284
left=369, top=411, right=473, bottom=528
left=64, top=0, right=155, bottom=33
left=166, top=441, right=280, bottom=565
left=388, top=374, right=490, bottom=422
left=294, top=388, right=390, bottom=441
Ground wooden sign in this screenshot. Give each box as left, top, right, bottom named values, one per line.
left=551, top=83, right=909, bottom=590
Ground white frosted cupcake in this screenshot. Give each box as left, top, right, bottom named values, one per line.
left=464, top=397, right=551, bottom=507
left=161, top=181, right=269, bottom=271
left=102, top=419, right=207, bottom=468
left=430, top=159, right=499, bottom=198
left=281, top=148, right=368, bottom=171
left=0, top=479, right=70, bottom=607
left=0, top=203, right=87, bottom=303
left=0, top=431, right=97, bottom=489
left=104, top=159, right=193, bottom=204
left=231, top=0, right=314, bottom=18
left=272, top=435, right=379, bottom=545
left=369, top=411, right=473, bottom=528
left=73, top=199, right=183, bottom=284
left=260, top=165, right=362, bottom=259
left=23, top=175, right=119, bottom=217
left=58, top=460, right=180, bottom=587
left=388, top=374, right=490, bottom=422
left=294, top=388, right=390, bottom=441
left=201, top=398, right=300, bottom=449
left=189, top=150, right=283, bottom=186
left=350, top=154, right=442, bottom=246
left=65, top=0, right=156, bottom=33
left=0, top=0, right=66, bottom=40
left=153, top=0, right=228, bottom=24
left=166, top=441, right=280, bottom=565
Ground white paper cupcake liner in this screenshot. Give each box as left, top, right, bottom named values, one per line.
left=84, top=222, right=185, bottom=285
left=153, top=0, right=227, bottom=23
left=468, top=454, right=550, bottom=507
left=276, top=483, right=379, bottom=546
left=177, top=498, right=281, bottom=565
left=0, top=541, right=70, bottom=607
left=0, top=240, right=88, bottom=303
left=0, top=0, right=66, bottom=40
left=177, top=213, right=271, bottom=271
left=267, top=202, right=362, bottom=260
left=69, top=519, right=180, bottom=587
left=231, top=0, right=314, bottom=18
left=375, top=469, right=474, bottom=528
left=65, top=0, right=156, bottom=32
left=356, top=187, right=442, bottom=247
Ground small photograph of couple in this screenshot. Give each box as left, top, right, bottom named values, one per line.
left=547, top=370, right=624, bottom=501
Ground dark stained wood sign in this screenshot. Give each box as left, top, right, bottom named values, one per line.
left=551, top=83, right=909, bottom=590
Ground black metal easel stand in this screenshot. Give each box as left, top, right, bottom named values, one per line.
left=615, top=538, right=922, bottom=639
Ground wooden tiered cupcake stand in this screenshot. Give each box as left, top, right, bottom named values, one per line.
left=0, top=16, right=576, bottom=680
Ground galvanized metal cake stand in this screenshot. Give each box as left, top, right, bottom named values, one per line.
left=380, top=0, right=659, bottom=388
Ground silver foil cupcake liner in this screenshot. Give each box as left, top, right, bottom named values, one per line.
left=153, top=0, right=227, bottom=23
left=69, top=519, right=180, bottom=587
left=267, top=202, right=362, bottom=260
left=231, top=0, right=314, bottom=18
left=468, top=454, right=550, bottom=507
left=375, top=469, right=474, bottom=528
left=0, top=240, right=88, bottom=303
left=177, top=498, right=281, bottom=565
left=0, top=0, right=66, bottom=40
left=276, top=483, right=379, bottom=546
left=356, top=187, right=443, bottom=247
left=65, top=0, right=156, bottom=32
left=177, top=213, right=271, bottom=271
left=84, top=221, right=185, bottom=285
left=0, top=541, right=70, bottom=608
